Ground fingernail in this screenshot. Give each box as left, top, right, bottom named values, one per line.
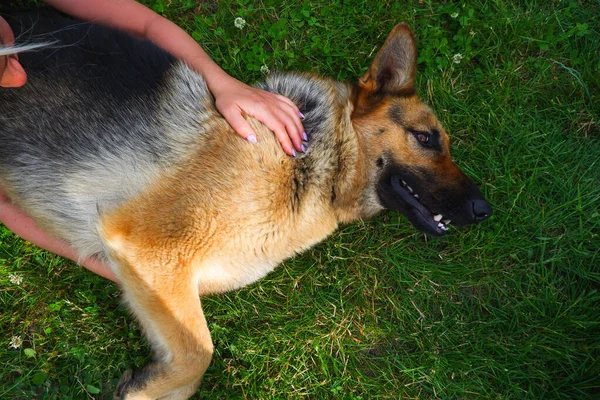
left=301, top=144, right=307, bottom=153
left=292, top=149, right=297, bottom=157
left=299, top=112, right=305, bottom=119
left=247, top=135, right=257, bottom=143
left=302, top=131, right=308, bottom=141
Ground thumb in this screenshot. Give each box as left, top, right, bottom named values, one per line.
left=0, top=56, right=27, bottom=88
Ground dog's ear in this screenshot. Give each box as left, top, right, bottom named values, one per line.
left=358, top=23, right=417, bottom=96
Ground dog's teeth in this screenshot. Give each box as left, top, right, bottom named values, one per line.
left=407, top=185, right=413, bottom=193
left=433, top=214, right=443, bottom=222
left=443, top=219, right=451, bottom=225
left=414, top=194, right=420, bottom=199
left=438, top=222, right=448, bottom=231
left=402, top=180, right=407, bottom=186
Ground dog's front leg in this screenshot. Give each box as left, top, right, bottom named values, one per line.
left=112, top=258, right=213, bottom=400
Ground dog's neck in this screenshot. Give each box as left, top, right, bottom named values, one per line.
left=328, top=83, right=370, bottom=224
left=256, top=73, right=368, bottom=223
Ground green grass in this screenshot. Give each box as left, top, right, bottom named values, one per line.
left=1, top=0, right=599, bottom=398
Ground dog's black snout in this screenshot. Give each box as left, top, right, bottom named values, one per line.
left=471, top=198, right=492, bottom=222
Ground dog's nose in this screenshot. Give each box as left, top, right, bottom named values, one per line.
left=471, top=198, right=492, bottom=222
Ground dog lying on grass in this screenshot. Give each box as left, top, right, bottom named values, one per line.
left=0, top=10, right=491, bottom=399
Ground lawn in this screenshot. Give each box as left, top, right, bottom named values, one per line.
left=1, top=0, right=598, bottom=398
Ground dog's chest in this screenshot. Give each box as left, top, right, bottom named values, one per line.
left=194, top=206, right=339, bottom=296
left=195, top=257, right=277, bottom=295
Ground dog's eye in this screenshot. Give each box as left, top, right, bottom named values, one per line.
left=416, top=133, right=430, bottom=144
left=408, top=128, right=441, bottom=150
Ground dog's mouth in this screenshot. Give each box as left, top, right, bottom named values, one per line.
left=387, top=175, right=450, bottom=236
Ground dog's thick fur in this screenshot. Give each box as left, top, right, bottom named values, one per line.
left=0, top=10, right=491, bottom=399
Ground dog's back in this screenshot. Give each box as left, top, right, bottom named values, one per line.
left=0, top=11, right=218, bottom=257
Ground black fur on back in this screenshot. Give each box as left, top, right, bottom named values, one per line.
left=0, top=10, right=178, bottom=165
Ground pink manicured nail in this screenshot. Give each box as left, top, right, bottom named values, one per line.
left=247, top=135, right=257, bottom=143
left=302, top=132, right=308, bottom=141
left=292, top=149, right=297, bottom=157
left=301, top=144, right=307, bottom=153
left=299, top=112, right=305, bottom=119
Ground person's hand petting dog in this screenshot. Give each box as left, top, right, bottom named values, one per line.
left=0, top=0, right=305, bottom=284
left=211, top=74, right=307, bottom=156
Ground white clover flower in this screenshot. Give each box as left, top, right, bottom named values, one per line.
left=452, top=53, right=463, bottom=64
left=234, top=17, right=246, bottom=29
left=9, top=336, right=23, bottom=349
left=9, top=273, right=23, bottom=285
left=260, top=65, right=270, bottom=74
left=451, top=12, right=459, bottom=18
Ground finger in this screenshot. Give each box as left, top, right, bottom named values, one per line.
left=0, top=16, right=16, bottom=45
left=248, top=89, right=305, bottom=150
left=275, top=94, right=301, bottom=115
left=272, top=124, right=297, bottom=157
left=0, top=16, right=16, bottom=82
left=255, top=95, right=303, bottom=151
left=223, top=107, right=297, bottom=156
left=0, top=55, right=7, bottom=78
left=266, top=119, right=296, bottom=156
left=220, top=108, right=258, bottom=143
left=283, top=101, right=307, bottom=143
left=0, top=56, right=27, bottom=88
left=251, top=106, right=299, bottom=156
left=275, top=94, right=305, bottom=126
left=274, top=94, right=306, bottom=141
left=277, top=110, right=304, bottom=152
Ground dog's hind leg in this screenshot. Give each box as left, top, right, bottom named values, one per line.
left=111, top=258, right=213, bottom=400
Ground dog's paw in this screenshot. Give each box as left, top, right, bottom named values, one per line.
left=114, top=364, right=164, bottom=399
left=114, top=369, right=134, bottom=399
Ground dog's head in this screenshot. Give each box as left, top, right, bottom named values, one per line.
left=352, top=24, right=491, bottom=236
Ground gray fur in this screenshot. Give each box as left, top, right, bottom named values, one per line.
left=0, top=42, right=54, bottom=56
left=0, top=59, right=214, bottom=259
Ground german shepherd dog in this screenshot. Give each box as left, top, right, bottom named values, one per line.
left=0, top=10, right=491, bottom=399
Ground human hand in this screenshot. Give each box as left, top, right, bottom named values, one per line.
left=0, top=16, right=27, bottom=88
left=212, top=75, right=306, bottom=157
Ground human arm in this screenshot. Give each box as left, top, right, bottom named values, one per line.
left=0, top=191, right=120, bottom=282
